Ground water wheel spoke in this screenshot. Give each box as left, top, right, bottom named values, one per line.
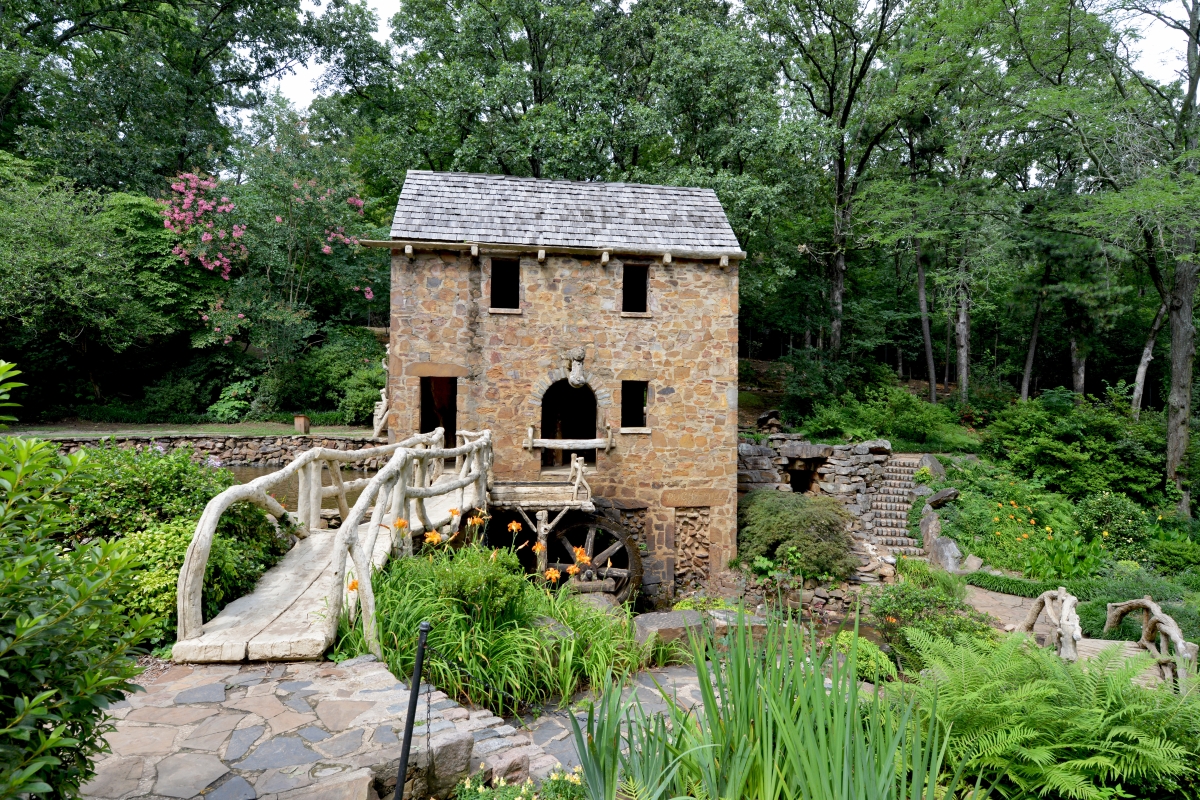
left=548, top=561, right=574, bottom=572
left=584, top=526, right=596, bottom=558
left=592, top=541, right=623, bottom=566
left=598, top=567, right=629, bottom=578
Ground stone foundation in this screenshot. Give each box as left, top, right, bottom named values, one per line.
left=40, top=434, right=390, bottom=469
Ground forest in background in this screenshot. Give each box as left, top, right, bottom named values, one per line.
left=4, top=0, right=1200, bottom=502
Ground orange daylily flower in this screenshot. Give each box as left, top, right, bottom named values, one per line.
left=347, top=579, right=359, bottom=592
left=448, top=508, right=459, bottom=517
left=573, top=546, right=591, bottom=566
left=394, top=518, right=408, bottom=530
left=532, top=541, right=546, bottom=554
left=545, top=568, right=561, bottom=582
left=566, top=564, right=580, bottom=576
left=508, top=520, right=523, bottom=533
left=425, top=531, right=443, bottom=545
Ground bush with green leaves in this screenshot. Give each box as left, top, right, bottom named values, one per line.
left=737, top=490, right=856, bottom=580
left=0, top=437, right=151, bottom=797
left=121, top=518, right=289, bottom=646
left=1147, top=538, right=1200, bottom=573
left=206, top=379, right=257, bottom=422
left=869, top=574, right=994, bottom=669
left=982, top=388, right=1167, bottom=506
left=65, top=442, right=274, bottom=541
left=63, top=443, right=289, bottom=645
left=333, top=544, right=647, bottom=714
left=834, top=630, right=897, bottom=682
left=798, top=385, right=975, bottom=451
left=1075, top=490, right=1153, bottom=561
left=904, top=630, right=1200, bottom=800
left=269, top=325, right=385, bottom=415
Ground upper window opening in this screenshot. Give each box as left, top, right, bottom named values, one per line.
left=621, top=381, right=648, bottom=427
left=491, top=258, right=520, bottom=309
left=622, top=265, right=648, bottom=313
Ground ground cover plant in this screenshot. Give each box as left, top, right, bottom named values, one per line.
left=737, top=490, right=856, bottom=580
left=796, top=385, right=980, bottom=452
left=332, top=544, right=649, bottom=715
left=64, top=442, right=290, bottom=646
left=903, top=629, right=1200, bottom=800
left=455, top=770, right=586, bottom=799
left=0, top=376, right=151, bottom=796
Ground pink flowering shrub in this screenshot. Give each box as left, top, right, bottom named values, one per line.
left=162, top=173, right=247, bottom=280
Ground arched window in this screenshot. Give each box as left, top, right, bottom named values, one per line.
left=540, top=379, right=597, bottom=466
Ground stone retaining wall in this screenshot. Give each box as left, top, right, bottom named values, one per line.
left=39, top=434, right=390, bottom=469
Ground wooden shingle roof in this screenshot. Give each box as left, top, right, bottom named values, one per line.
left=390, top=171, right=745, bottom=258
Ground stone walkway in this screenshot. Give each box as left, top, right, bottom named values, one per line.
left=965, top=586, right=1054, bottom=635
left=84, top=656, right=557, bottom=800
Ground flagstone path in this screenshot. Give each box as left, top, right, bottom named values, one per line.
left=84, top=656, right=559, bottom=800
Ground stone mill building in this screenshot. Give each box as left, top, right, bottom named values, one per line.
left=383, top=171, right=743, bottom=603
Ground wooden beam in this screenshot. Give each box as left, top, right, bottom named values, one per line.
left=662, top=253, right=672, bottom=264
left=537, top=249, right=546, bottom=262
left=600, top=251, right=610, bottom=266
left=361, top=239, right=746, bottom=262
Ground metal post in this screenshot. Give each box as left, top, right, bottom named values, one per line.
left=393, top=621, right=431, bottom=800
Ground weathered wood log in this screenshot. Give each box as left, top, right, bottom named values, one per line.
left=1105, top=596, right=1198, bottom=684
left=1019, top=587, right=1082, bottom=661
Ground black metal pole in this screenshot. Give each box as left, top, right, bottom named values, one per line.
left=393, top=620, right=431, bottom=800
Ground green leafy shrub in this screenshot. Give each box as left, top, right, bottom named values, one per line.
left=1075, top=491, right=1152, bottom=561
left=982, top=389, right=1167, bottom=506
left=1148, top=539, right=1200, bottom=573
left=869, top=579, right=994, bottom=669
left=674, top=595, right=736, bottom=612
left=0, top=437, right=150, bottom=797
left=337, top=362, right=385, bottom=426
left=1022, top=532, right=1108, bottom=581
left=799, top=385, right=971, bottom=449
left=270, top=325, right=385, bottom=413
left=894, top=556, right=967, bottom=600
left=65, top=443, right=274, bottom=542
left=834, top=630, right=897, bottom=682
left=904, top=630, right=1200, bottom=800
left=122, top=518, right=289, bottom=646
left=911, top=465, right=933, bottom=485
left=737, top=491, right=855, bottom=580
left=206, top=379, right=257, bottom=422
left=332, top=544, right=647, bottom=714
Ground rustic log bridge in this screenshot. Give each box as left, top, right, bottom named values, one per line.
left=175, top=427, right=493, bottom=659
left=1019, top=587, right=1083, bottom=661
left=1104, top=596, right=1199, bottom=685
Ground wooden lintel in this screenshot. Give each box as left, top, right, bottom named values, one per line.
left=362, top=239, right=746, bottom=263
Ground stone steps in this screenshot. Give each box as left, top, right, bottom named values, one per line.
left=870, top=455, right=926, bottom=560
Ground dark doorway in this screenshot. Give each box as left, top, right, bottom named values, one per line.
left=420, top=377, right=457, bottom=448
left=787, top=458, right=823, bottom=493
left=540, top=379, right=597, bottom=466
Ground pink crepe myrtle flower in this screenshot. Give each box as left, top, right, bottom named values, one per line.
left=224, top=336, right=233, bottom=344
left=201, top=314, right=209, bottom=321
left=214, top=327, right=221, bottom=332
left=364, top=287, right=374, bottom=300
left=237, top=313, right=244, bottom=319
left=275, top=216, right=283, bottom=223
left=322, top=245, right=333, bottom=255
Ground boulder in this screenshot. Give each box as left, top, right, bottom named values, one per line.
left=918, top=454, right=946, bottom=478
left=707, top=609, right=768, bottom=639
left=575, top=593, right=622, bottom=615
left=919, top=512, right=941, bottom=544
left=862, top=439, right=892, bottom=454
left=757, top=409, right=781, bottom=427
left=929, top=536, right=962, bottom=572
left=777, top=442, right=834, bottom=460
left=534, top=616, right=575, bottom=642
left=927, top=487, right=960, bottom=508
left=633, top=610, right=704, bottom=646
left=961, top=554, right=984, bottom=573
left=908, top=485, right=933, bottom=502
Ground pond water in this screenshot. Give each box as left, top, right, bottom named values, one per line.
left=227, top=464, right=376, bottom=511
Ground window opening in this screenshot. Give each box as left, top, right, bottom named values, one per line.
left=787, top=457, right=824, bottom=493
left=491, top=258, right=520, bottom=309
left=622, top=264, right=648, bottom=312
left=419, top=377, right=457, bottom=448
left=540, top=379, right=597, bottom=466
left=621, top=381, right=648, bottom=427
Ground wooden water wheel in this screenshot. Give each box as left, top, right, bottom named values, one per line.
left=549, top=515, right=643, bottom=603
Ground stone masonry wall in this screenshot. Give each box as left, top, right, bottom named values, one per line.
left=39, top=434, right=390, bottom=469
left=388, top=249, right=740, bottom=602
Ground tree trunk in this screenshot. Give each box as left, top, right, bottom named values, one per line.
left=1021, top=294, right=1043, bottom=401
left=830, top=240, right=846, bottom=354
left=944, top=313, right=952, bottom=390
left=955, top=285, right=970, bottom=404
left=1069, top=335, right=1087, bottom=395
left=917, top=248, right=938, bottom=403
left=1132, top=303, right=1167, bottom=419
left=1166, top=257, right=1199, bottom=516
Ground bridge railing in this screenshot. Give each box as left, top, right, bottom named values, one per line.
left=176, top=427, right=493, bottom=654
